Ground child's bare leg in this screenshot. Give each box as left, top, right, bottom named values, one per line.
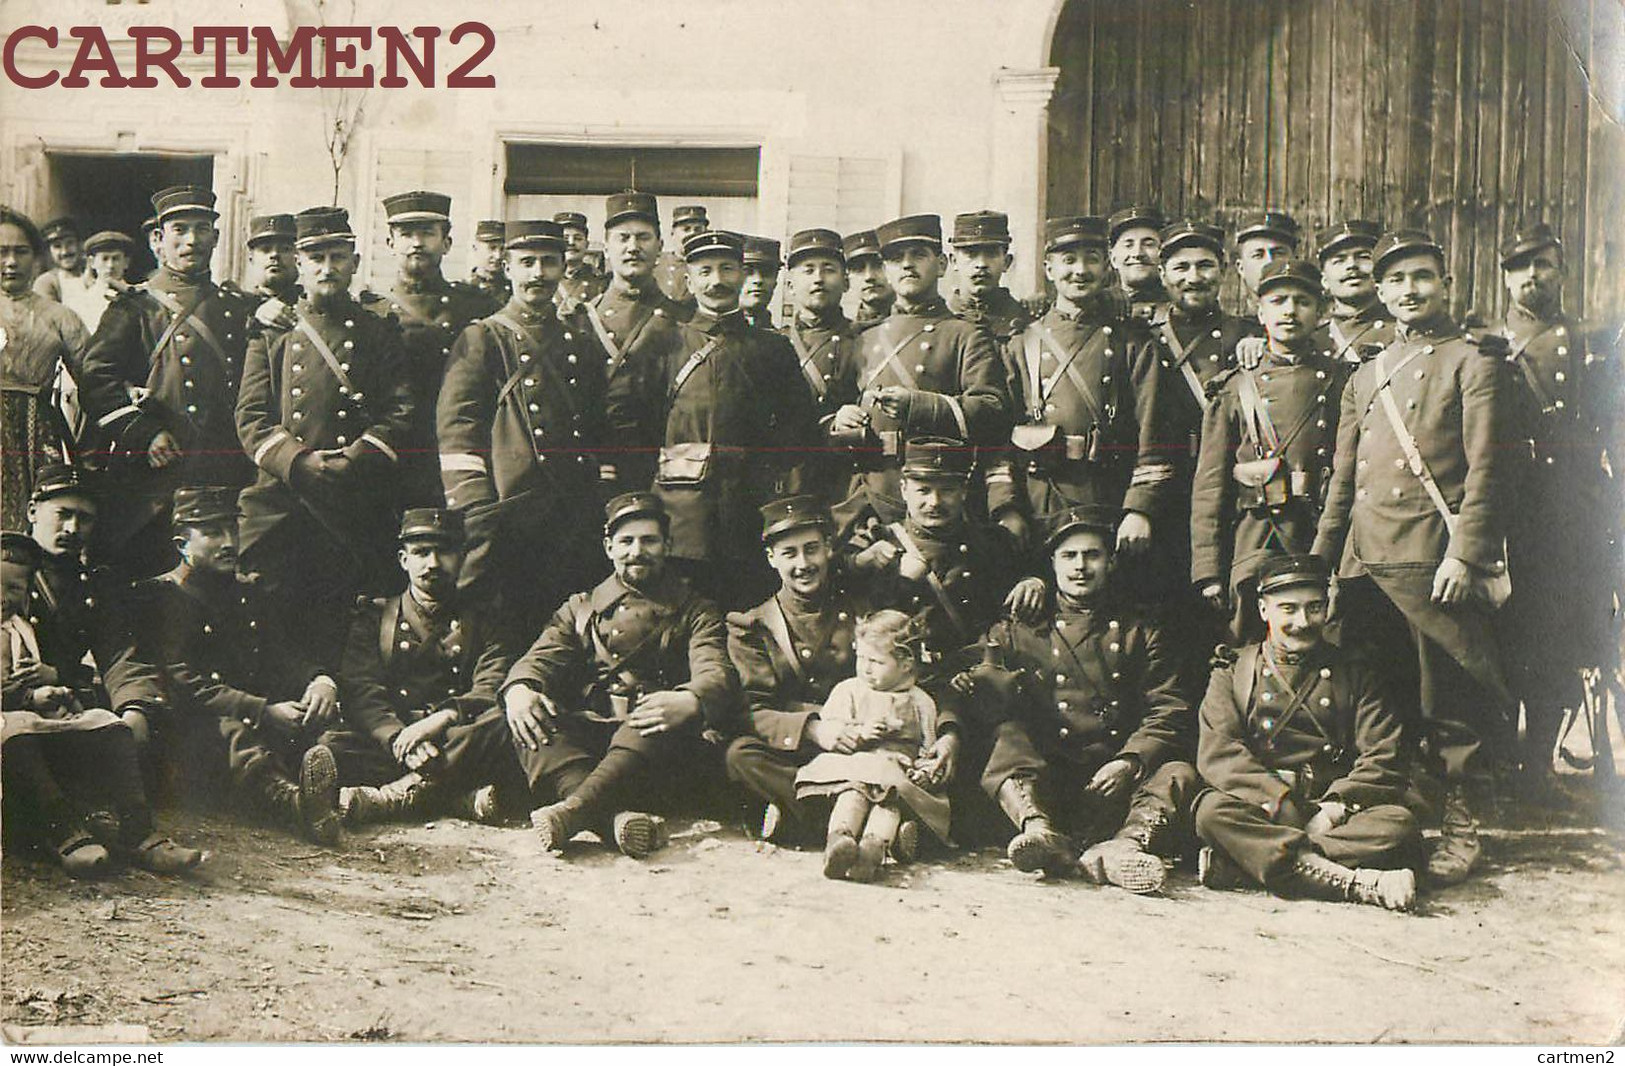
left=852, top=801, right=903, bottom=882
left=823, top=790, right=869, bottom=879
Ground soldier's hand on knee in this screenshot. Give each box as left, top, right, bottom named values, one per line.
left=1085, top=757, right=1138, bottom=799
left=1004, top=577, right=1048, bottom=623
left=503, top=685, right=555, bottom=750
left=1115, top=511, right=1152, bottom=556
left=263, top=700, right=306, bottom=734
left=627, top=690, right=700, bottom=735
left=1431, top=557, right=1472, bottom=605
left=1304, top=800, right=1348, bottom=837
left=402, top=741, right=440, bottom=771
left=300, top=677, right=339, bottom=728
left=918, top=732, right=961, bottom=787
left=1235, top=335, right=1267, bottom=371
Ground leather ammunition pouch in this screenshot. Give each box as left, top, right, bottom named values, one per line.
left=655, top=442, right=713, bottom=486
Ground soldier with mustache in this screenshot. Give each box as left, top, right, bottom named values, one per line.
left=947, top=211, right=1031, bottom=345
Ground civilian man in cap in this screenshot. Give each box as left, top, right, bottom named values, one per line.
left=1106, top=204, right=1170, bottom=323
left=438, top=218, right=615, bottom=635
left=554, top=210, right=607, bottom=308
left=723, top=495, right=871, bottom=844
left=586, top=191, right=691, bottom=490
left=831, top=214, right=1009, bottom=529
left=947, top=211, right=1031, bottom=345
left=985, top=215, right=1173, bottom=565
left=1315, top=220, right=1390, bottom=363
left=654, top=204, right=708, bottom=313
left=223, top=214, right=300, bottom=333
left=497, top=492, right=738, bottom=858
left=1192, top=259, right=1350, bottom=642
left=781, top=228, right=863, bottom=505
left=739, top=235, right=783, bottom=331
left=1314, top=229, right=1513, bottom=886
left=334, top=507, right=516, bottom=826
left=1233, top=210, right=1301, bottom=310
left=131, top=487, right=344, bottom=845
left=360, top=190, right=499, bottom=506
left=955, top=504, right=1196, bottom=890
left=1479, top=223, right=1623, bottom=793
left=652, top=228, right=818, bottom=609
left=236, top=206, right=416, bottom=658
left=1193, top=554, right=1421, bottom=912
left=844, top=229, right=896, bottom=331
left=468, top=220, right=512, bottom=305
left=65, top=230, right=136, bottom=333
left=77, top=185, right=258, bottom=578
left=31, top=217, right=89, bottom=305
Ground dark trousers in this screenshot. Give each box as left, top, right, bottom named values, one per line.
left=724, top=734, right=831, bottom=838
left=2, top=727, right=154, bottom=845
left=1194, top=789, right=1423, bottom=889
left=328, top=717, right=527, bottom=794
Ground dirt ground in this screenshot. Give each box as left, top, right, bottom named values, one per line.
left=3, top=761, right=1622, bottom=1047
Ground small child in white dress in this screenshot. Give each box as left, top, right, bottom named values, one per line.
left=795, top=610, right=951, bottom=882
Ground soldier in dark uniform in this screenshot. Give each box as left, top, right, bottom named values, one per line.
left=586, top=192, right=692, bottom=492
left=494, top=493, right=738, bottom=858
left=831, top=214, right=1009, bottom=530
left=1481, top=223, right=1623, bottom=790
left=1192, top=260, right=1350, bottom=642
left=653, top=229, right=818, bottom=609
left=358, top=190, right=499, bottom=507
left=236, top=207, right=416, bottom=658
left=782, top=228, right=862, bottom=506
left=1106, top=204, right=1169, bottom=323
left=956, top=505, right=1197, bottom=890
left=723, top=496, right=868, bottom=844
left=1233, top=210, right=1301, bottom=312
left=467, top=219, right=512, bottom=306
left=132, top=487, right=344, bottom=845
left=1193, top=554, right=1422, bottom=911
left=985, top=216, right=1173, bottom=562
left=739, top=235, right=782, bottom=331
left=437, top=219, right=614, bottom=635
left=334, top=508, right=515, bottom=825
left=222, top=214, right=300, bottom=334
left=1313, top=229, right=1513, bottom=887
left=654, top=204, right=707, bottom=315
left=76, top=186, right=258, bottom=578
left=1314, top=219, right=1391, bottom=364
left=844, top=229, right=895, bottom=331
left=554, top=210, right=607, bottom=309
left=947, top=211, right=1031, bottom=344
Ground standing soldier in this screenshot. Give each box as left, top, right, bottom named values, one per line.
left=844, top=229, right=895, bottom=331
left=467, top=220, right=512, bottom=306
left=1314, top=219, right=1391, bottom=364
left=1192, top=260, right=1349, bottom=642
left=360, top=190, right=499, bottom=506
left=554, top=210, right=607, bottom=309
left=225, top=214, right=300, bottom=320
left=1233, top=210, right=1301, bottom=312
left=1194, top=554, right=1422, bottom=911
left=1106, top=204, right=1169, bottom=323
left=654, top=204, right=708, bottom=315
left=32, top=217, right=90, bottom=305
left=739, top=235, right=783, bottom=331
left=984, top=216, right=1171, bottom=561
left=1482, top=223, right=1623, bottom=792
left=947, top=211, right=1031, bottom=345
left=830, top=214, right=1009, bottom=529
left=782, top=228, right=862, bottom=505
left=1313, top=229, right=1513, bottom=887
left=77, top=186, right=257, bottom=578
left=653, top=229, right=818, bottom=608
left=437, top=219, right=613, bottom=635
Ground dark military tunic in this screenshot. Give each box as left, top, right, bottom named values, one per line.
left=1191, top=347, right=1349, bottom=638
left=1107, top=279, right=1171, bottom=325
left=782, top=309, right=863, bottom=506
left=837, top=297, right=1010, bottom=525
left=949, top=285, right=1032, bottom=345
left=986, top=302, right=1174, bottom=532
left=76, top=268, right=257, bottom=573
left=27, top=553, right=162, bottom=715
left=1194, top=640, right=1421, bottom=888
left=852, top=296, right=895, bottom=333
left=556, top=262, right=608, bottom=309
left=438, top=298, right=614, bottom=616
left=653, top=250, right=697, bottom=318
left=467, top=269, right=512, bottom=307
left=586, top=280, right=690, bottom=491
left=1315, top=298, right=1393, bottom=365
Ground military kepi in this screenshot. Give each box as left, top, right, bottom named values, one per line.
left=1045, top=216, right=1108, bottom=253
left=843, top=229, right=883, bottom=263
left=247, top=214, right=297, bottom=249
left=553, top=211, right=589, bottom=232
left=605, top=191, right=659, bottom=229
left=151, top=186, right=219, bottom=224
left=294, top=207, right=355, bottom=251
left=1046, top=503, right=1119, bottom=549
left=759, top=495, right=832, bottom=544
left=877, top=214, right=943, bottom=254
left=505, top=219, right=565, bottom=251
left=41, top=217, right=79, bottom=242
left=1499, top=222, right=1561, bottom=268
left=172, top=486, right=241, bottom=527
left=1256, top=553, right=1331, bottom=595
left=787, top=228, right=844, bottom=268
left=1107, top=204, right=1165, bottom=244
left=1315, top=219, right=1381, bottom=262
left=399, top=507, right=464, bottom=545
left=900, top=437, right=974, bottom=480
left=743, top=235, right=782, bottom=266
left=30, top=462, right=89, bottom=504
left=672, top=205, right=708, bottom=227
left=1235, top=209, right=1301, bottom=247
left=951, top=211, right=1012, bottom=248
left=1372, top=229, right=1444, bottom=275
left=1160, top=220, right=1226, bottom=258
left=382, top=190, right=452, bottom=225
left=682, top=229, right=744, bottom=262
left=82, top=230, right=135, bottom=256
left=604, top=492, right=669, bottom=536
left=1256, top=258, right=1325, bottom=299
left=474, top=220, right=506, bottom=243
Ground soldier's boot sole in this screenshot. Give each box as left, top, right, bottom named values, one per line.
left=849, top=834, right=888, bottom=883
left=530, top=803, right=579, bottom=853
left=892, top=819, right=921, bottom=865
left=1086, top=839, right=1166, bottom=894
left=55, top=833, right=111, bottom=880
left=823, top=831, right=859, bottom=880
left=298, top=745, right=342, bottom=847
left=1007, top=826, right=1072, bottom=876
left=1350, top=867, right=1417, bottom=912
left=129, top=834, right=205, bottom=875
left=1197, top=845, right=1247, bottom=891
left=612, top=811, right=665, bottom=859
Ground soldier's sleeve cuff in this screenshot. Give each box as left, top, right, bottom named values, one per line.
left=359, top=433, right=398, bottom=462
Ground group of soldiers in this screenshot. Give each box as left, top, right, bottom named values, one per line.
left=1, top=183, right=1619, bottom=913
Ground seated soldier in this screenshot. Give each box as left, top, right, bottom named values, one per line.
left=956, top=505, right=1197, bottom=891
left=132, top=487, right=344, bottom=845
left=494, top=493, right=738, bottom=858
left=723, top=495, right=870, bottom=846
left=2, top=532, right=202, bottom=878
left=334, top=508, right=516, bottom=826
left=1193, top=554, right=1422, bottom=911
